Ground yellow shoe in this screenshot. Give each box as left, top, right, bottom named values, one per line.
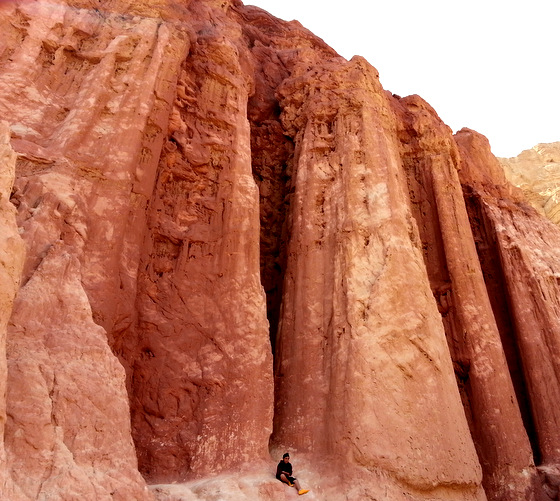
left=298, top=489, right=309, bottom=495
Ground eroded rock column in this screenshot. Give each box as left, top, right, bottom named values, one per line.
left=272, top=55, right=485, bottom=501
left=395, top=99, right=537, bottom=501
left=123, top=12, right=273, bottom=482
left=394, top=96, right=536, bottom=501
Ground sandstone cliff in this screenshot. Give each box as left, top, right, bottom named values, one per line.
left=0, top=1, right=559, bottom=500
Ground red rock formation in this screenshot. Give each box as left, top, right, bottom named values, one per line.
left=120, top=4, right=273, bottom=481
left=394, top=99, right=537, bottom=500
left=265, top=55, right=484, bottom=498
left=456, top=130, right=560, bottom=499
left=0, top=122, right=26, bottom=501
left=0, top=0, right=186, bottom=498
left=0, top=1, right=559, bottom=500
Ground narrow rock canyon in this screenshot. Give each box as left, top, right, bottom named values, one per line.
left=0, top=1, right=559, bottom=500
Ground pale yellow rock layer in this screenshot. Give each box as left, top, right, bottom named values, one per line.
left=500, top=142, right=560, bottom=224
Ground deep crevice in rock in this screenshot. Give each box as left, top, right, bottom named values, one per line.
left=245, top=29, right=295, bottom=356
left=249, top=118, right=293, bottom=355
left=400, top=148, right=478, bottom=432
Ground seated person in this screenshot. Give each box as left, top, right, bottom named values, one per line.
left=276, top=452, right=309, bottom=496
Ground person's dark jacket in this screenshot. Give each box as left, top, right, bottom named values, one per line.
left=276, top=460, right=293, bottom=480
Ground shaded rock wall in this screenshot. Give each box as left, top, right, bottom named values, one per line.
left=459, top=133, right=560, bottom=499
left=0, top=1, right=559, bottom=500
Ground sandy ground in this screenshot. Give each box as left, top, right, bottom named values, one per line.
left=150, top=462, right=325, bottom=501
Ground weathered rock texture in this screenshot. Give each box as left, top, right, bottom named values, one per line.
left=0, top=122, right=26, bottom=501
left=500, top=142, right=560, bottom=224
left=0, top=1, right=559, bottom=500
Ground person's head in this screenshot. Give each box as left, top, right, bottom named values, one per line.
left=283, top=452, right=290, bottom=462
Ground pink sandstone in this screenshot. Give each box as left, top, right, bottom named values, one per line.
left=0, top=121, right=26, bottom=500
left=0, top=1, right=558, bottom=500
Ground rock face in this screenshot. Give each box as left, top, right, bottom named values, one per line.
left=0, top=122, right=26, bottom=501
left=500, top=142, right=560, bottom=224
left=270, top=57, right=484, bottom=498
left=0, top=1, right=559, bottom=500
left=121, top=5, right=273, bottom=482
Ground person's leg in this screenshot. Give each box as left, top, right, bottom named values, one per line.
left=280, top=474, right=292, bottom=486
left=294, top=479, right=309, bottom=495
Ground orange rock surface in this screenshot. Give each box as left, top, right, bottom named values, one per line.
left=0, top=1, right=558, bottom=500
left=0, top=122, right=26, bottom=501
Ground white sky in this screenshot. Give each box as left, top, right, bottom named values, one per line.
left=245, top=0, right=559, bottom=158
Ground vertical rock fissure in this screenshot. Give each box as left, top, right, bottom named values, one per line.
left=462, top=187, right=542, bottom=464
left=249, top=121, right=293, bottom=355
left=242, top=13, right=296, bottom=356
left=400, top=149, right=476, bottom=424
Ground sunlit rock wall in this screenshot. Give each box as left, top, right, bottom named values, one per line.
left=500, top=142, right=560, bottom=224
left=0, top=122, right=26, bottom=501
